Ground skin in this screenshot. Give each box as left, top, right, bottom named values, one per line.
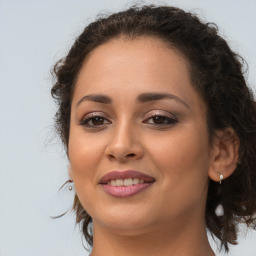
left=68, top=36, right=239, bottom=256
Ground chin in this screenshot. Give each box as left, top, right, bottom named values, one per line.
left=93, top=206, right=155, bottom=233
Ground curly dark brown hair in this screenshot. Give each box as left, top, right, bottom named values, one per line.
left=51, top=4, right=256, bottom=252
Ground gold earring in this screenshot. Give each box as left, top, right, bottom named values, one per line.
left=219, top=173, right=223, bottom=184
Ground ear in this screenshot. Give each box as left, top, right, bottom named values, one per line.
left=208, top=127, right=240, bottom=183
left=68, top=165, right=73, bottom=180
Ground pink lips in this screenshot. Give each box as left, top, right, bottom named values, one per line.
left=99, top=170, right=155, bottom=197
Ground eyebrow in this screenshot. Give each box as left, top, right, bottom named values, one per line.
left=137, top=92, right=190, bottom=109
left=76, top=94, right=112, bottom=107
left=76, top=92, right=190, bottom=109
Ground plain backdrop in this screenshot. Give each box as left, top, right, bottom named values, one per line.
left=0, top=0, right=255, bottom=256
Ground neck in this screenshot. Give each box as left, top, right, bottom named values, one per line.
left=90, top=217, right=215, bottom=256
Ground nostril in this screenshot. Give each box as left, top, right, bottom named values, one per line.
left=127, top=153, right=136, bottom=157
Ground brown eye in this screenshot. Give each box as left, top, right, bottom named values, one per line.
left=152, top=116, right=167, bottom=124
left=80, top=115, right=111, bottom=127
left=91, top=117, right=104, bottom=125
left=144, top=115, right=178, bottom=126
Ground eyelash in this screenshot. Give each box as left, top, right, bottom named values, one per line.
left=80, top=112, right=178, bottom=128
left=80, top=113, right=111, bottom=127
left=143, top=114, right=178, bottom=126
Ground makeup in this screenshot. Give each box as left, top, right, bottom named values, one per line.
left=99, top=170, right=155, bottom=197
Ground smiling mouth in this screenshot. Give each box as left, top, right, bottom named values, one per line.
left=99, top=170, right=155, bottom=197
left=106, top=178, right=150, bottom=186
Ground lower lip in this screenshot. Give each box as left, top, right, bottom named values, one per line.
left=101, top=183, right=153, bottom=197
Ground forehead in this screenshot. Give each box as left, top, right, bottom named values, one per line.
left=78, top=36, right=190, bottom=87
left=73, top=36, right=204, bottom=112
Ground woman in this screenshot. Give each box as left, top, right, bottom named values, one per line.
left=51, top=5, right=256, bottom=256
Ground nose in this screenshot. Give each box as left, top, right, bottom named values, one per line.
left=105, top=122, right=144, bottom=162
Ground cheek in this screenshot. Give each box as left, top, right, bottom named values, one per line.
left=146, top=128, right=210, bottom=218
left=157, top=139, right=209, bottom=173
left=68, top=127, right=105, bottom=185
left=151, top=125, right=209, bottom=165
left=68, top=128, right=104, bottom=215
left=148, top=125, right=210, bottom=195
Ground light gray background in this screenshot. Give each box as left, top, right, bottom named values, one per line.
left=0, top=0, right=255, bottom=255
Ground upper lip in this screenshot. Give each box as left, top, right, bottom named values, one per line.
left=99, top=170, right=155, bottom=184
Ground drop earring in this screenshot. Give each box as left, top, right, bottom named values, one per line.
left=215, top=204, right=224, bottom=216
left=219, top=173, right=223, bottom=184
left=68, top=179, right=73, bottom=191
left=215, top=172, right=224, bottom=216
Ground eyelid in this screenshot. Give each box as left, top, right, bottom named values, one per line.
left=80, top=111, right=111, bottom=124
left=82, top=111, right=109, bottom=119
left=144, top=110, right=177, bottom=120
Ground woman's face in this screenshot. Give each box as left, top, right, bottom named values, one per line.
left=69, top=37, right=213, bottom=234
